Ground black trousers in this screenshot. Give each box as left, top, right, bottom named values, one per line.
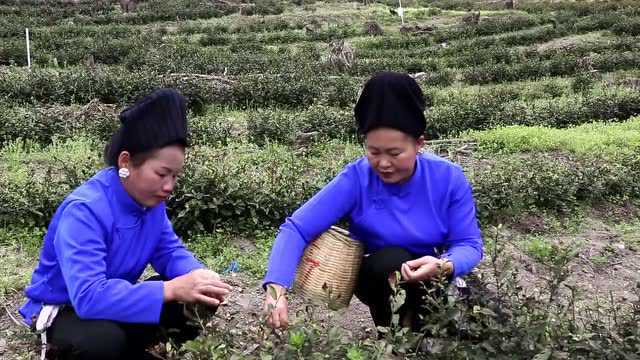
left=43, top=277, right=208, bottom=360
left=354, top=247, right=435, bottom=331
left=45, top=302, right=199, bottom=360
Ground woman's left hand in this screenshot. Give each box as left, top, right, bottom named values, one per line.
left=400, top=256, right=453, bottom=283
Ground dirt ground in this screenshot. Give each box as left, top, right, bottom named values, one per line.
left=0, top=292, right=37, bottom=360
left=502, top=207, right=640, bottom=305
left=212, top=273, right=377, bottom=337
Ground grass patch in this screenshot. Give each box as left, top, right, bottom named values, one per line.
left=188, top=230, right=274, bottom=278
left=0, top=227, right=43, bottom=296
left=0, top=225, right=273, bottom=295
left=531, top=31, right=612, bottom=53
left=610, top=219, right=640, bottom=251
left=467, top=116, right=640, bottom=156
left=521, top=235, right=556, bottom=262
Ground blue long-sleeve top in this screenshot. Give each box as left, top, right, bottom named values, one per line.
left=264, top=153, right=483, bottom=288
left=19, top=167, right=204, bottom=326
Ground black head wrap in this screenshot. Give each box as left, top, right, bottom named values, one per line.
left=354, top=71, right=426, bottom=138
left=105, top=88, right=188, bottom=166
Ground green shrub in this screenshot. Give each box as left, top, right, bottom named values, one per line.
left=0, top=14, right=39, bottom=37
left=249, top=0, right=287, bottom=16
left=355, top=35, right=433, bottom=51
left=0, top=0, right=237, bottom=29
left=350, top=57, right=444, bottom=77
left=502, top=88, right=640, bottom=127
left=168, top=226, right=640, bottom=358
left=460, top=50, right=640, bottom=85
left=468, top=152, right=640, bottom=224
left=112, top=0, right=237, bottom=24
left=612, top=18, right=640, bottom=36
left=426, top=88, right=509, bottom=137
left=2, top=136, right=640, bottom=233
left=436, top=123, right=635, bottom=221
left=0, top=66, right=153, bottom=105
left=492, top=25, right=566, bottom=47
left=170, top=302, right=392, bottom=359
left=573, top=13, right=623, bottom=32
left=427, top=85, right=640, bottom=137
left=3, top=77, right=637, bottom=146
left=571, top=72, right=597, bottom=94
left=2, top=25, right=156, bottom=66
left=230, top=72, right=360, bottom=108
left=169, top=141, right=362, bottom=234
left=0, top=138, right=102, bottom=228
left=0, top=102, right=118, bottom=146
left=246, top=104, right=355, bottom=145
left=189, top=109, right=238, bottom=147
left=0, top=67, right=360, bottom=109
left=519, top=0, right=640, bottom=16
left=0, top=38, right=28, bottom=66
left=471, top=154, right=582, bottom=222
left=465, top=14, right=544, bottom=37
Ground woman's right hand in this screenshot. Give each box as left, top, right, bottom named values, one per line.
left=264, top=283, right=289, bottom=329
left=164, top=269, right=232, bottom=307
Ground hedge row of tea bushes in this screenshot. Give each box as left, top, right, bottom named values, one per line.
left=240, top=85, right=640, bottom=140
left=426, top=85, right=640, bottom=137
left=2, top=0, right=636, bottom=41
left=2, top=78, right=638, bottom=146
left=0, top=65, right=624, bottom=109
left=459, top=50, right=640, bottom=84
left=4, top=21, right=639, bottom=77
left=0, top=66, right=361, bottom=109
left=0, top=0, right=249, bottom=37
left=0, top=101, right=119, bottom=145
left=3, top=40, right=639, bottom=91
left=0, top=138, right=359, bottom=233
left=3, top=2, right=639, bottom=78
left=2, top=117, right=639, bottom=234
left=0, top=17, right=554, bottom=65
left=418, top=0, right=640, bottom=14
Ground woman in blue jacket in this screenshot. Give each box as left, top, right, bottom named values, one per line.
left=263, top=72, right=483, bottom=331
left=20, top=88, right=231, bottom=359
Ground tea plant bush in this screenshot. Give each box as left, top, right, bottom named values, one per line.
left=0, top=101, right=119, bottom=146
left=428, top=85, right=640, bottom=137
left=1, top=132, right=638, bottom=233
left=2, top=74, right=638, bottom=145
left=246, top=104, right=356, bottom=145
left=160, top=225, right=640, bottom=359
left=0, top=138, right=102, bottom=228
left=0, top=0, right=237, bottom=30
left=0, top=67, right=360, bottom=110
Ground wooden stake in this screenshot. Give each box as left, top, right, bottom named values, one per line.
left=25, top=28, right=31, bottom=70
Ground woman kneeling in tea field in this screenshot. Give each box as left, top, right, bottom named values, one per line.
left=19, top=89, right=232, bottom=360
left=263, top=72, right=483, bottom=331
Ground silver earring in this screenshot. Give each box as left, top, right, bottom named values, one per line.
left=118, top=167, right=130, bottom=179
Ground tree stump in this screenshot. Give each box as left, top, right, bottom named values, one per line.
left=364, top=21, right=384, bottom=36
left=119, top=0, right=138, bottom=13
left=462, top=11, right=480, bottom=25
left=328, top=40, right=355, bottom=72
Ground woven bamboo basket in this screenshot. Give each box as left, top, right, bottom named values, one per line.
left=294, top=226, right=364, bottom=310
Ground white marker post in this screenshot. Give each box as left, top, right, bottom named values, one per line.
left=25, top=28, right=31, bottom=70
left=397, top=0, right=405, bottom=25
